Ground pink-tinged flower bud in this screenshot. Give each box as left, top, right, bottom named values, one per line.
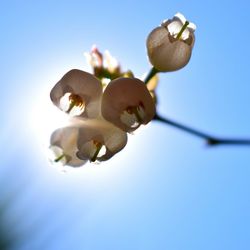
left=146, top=13, right=196, bottom=72
left=76, top=119, right=127, bottom=162
left=49, top=127, right=86, bottom=167
left=50, top=69, right=102, bottom=118
left=84, top=45, right=103, bottom=69
left=101, top=78, right=155, bottom=132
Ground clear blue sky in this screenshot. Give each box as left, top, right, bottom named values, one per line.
left=0, top=0, right=250, bottom=249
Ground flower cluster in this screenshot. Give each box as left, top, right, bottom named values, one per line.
left=49, top=68, right=155, bottom=167
left=48, top=13, right=196, bottom=168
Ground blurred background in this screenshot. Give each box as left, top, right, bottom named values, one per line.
left=0, top=0, right=249, bottom=249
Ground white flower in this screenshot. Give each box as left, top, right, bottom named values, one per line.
left=49, top=126, right=86, bottom=167
left=50, top=69, right=102, bottom=118
left=147, top=13, right=196, bottom=72
left=101, top=78, right=156, bottom=132
left=76, top=119, right=127, bottom=162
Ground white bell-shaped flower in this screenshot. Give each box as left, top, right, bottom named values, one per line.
left=50, top=69, right=102, bottom=118
left=101, top=77, right=155, bottom=132
left=49, top=126, right=86, bottom=167
left=147, top=13, right=196, bottom=72
left=76, top=119, right=127, bottom=162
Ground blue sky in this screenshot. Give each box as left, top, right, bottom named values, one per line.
left=0, top=0, right=250, bottom=249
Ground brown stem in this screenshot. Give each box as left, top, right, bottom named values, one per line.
left=154, top=113, right=250, bottom=146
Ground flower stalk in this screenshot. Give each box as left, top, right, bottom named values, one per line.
left=144, top=67, right=159, bottom=84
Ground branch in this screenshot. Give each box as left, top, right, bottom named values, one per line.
left=154, top=113, right=250, bottom=146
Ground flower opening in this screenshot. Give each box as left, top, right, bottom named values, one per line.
left=120, top=103, right=146, bottom=129
left=59, top=93, right=85, bottom=116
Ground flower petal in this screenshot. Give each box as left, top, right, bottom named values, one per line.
left=50, top=69, right=102, bottom=118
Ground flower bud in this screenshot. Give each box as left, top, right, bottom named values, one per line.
left=50, top=69, right=102, bottom=118
left=84, top=45, right=103, bottom=69
left=146, top=13, right=196, bottom=72
left=101, top=78, right=155, bottom=132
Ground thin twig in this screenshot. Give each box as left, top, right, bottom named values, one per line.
left=154, top=113, right=250, bottom=146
